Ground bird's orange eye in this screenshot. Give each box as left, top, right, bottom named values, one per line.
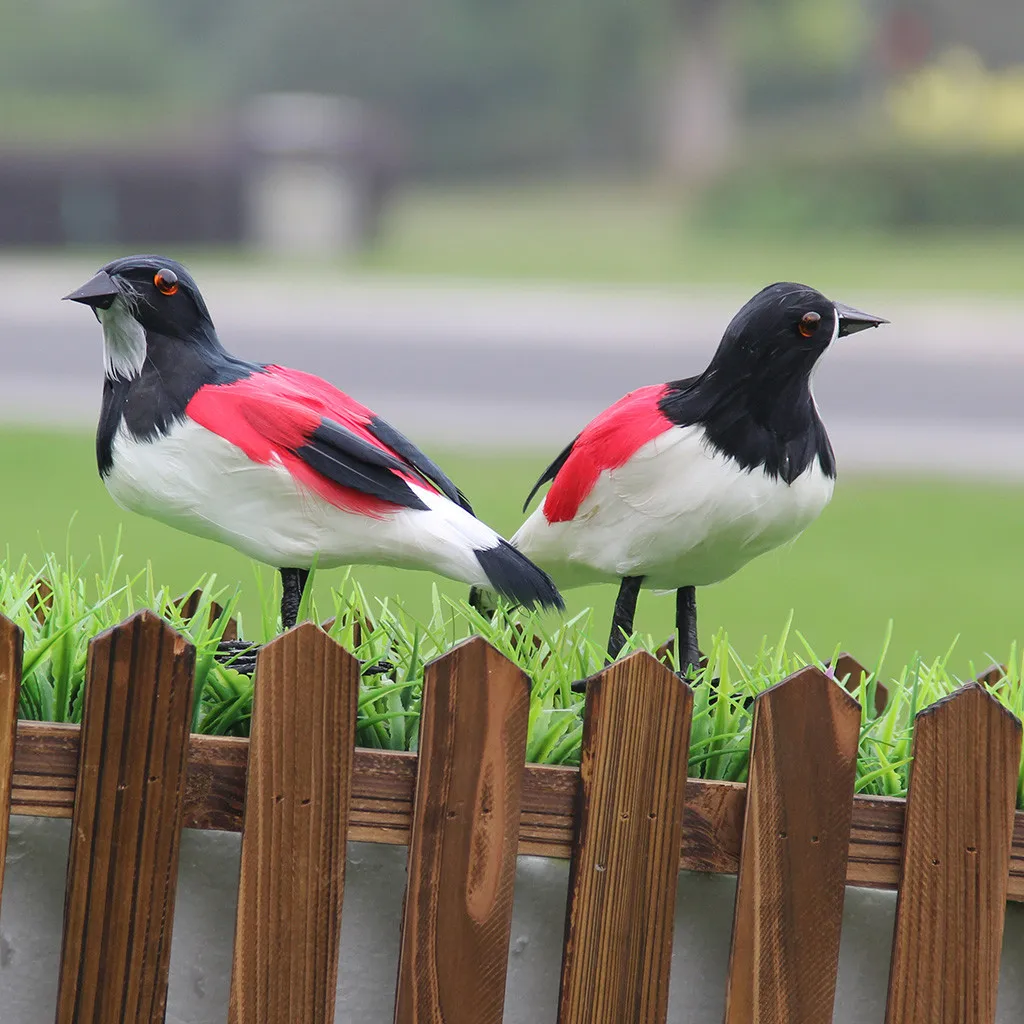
left=154, top=269, right=179, bottom=296
left=799, top=311, right=821, bottom=337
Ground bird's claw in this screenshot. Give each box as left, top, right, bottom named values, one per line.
left=215, top=639, right=260, bottom=677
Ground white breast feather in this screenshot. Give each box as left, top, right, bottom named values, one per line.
left=104, top=419, right=501, bottom=584
left=512, top=424, right=834, bottom=591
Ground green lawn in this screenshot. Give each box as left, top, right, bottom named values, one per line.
left=55, top=184, right=1024, bottom=297
left=352, top=184, right=1024, bottom=296
left=1, top=426, right=1021, bottom=678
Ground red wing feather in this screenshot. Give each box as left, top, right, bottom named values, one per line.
left=186, top=366, right=436, bottom=517
left=541, top=384, right=672, bottom=523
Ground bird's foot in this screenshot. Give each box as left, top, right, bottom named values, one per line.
left=214, top=641, right=395, bottom=680
left=215, top=638, right=260, bottom=677
left=676, top=646, right=704, bottom=683
left=468, top=586, right=499, bottom=617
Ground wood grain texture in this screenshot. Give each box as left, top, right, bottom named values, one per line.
left=173, top=589, right=238, bottom=640
left=885, top=683, right=1022, bottom=1024
left=724, top=667, right=860, bottom=1024
left=975, top=663, right=1007, bottom=689
left=558, top=651, right=693, bottom=1024
left=394, top=637, right=530, bottom=1024
left=8, top=729, right=1024, bottom=900
left=0, top=617, right=23, bottom=911
left=55, top=611, right=195, bottom=1024
left=229, top=623, right=358, bottom=1024
left=831, top=652, right=888, bottom=715
left=26, top=577, right=53, bottom=623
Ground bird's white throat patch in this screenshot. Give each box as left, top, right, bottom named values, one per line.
left=98, top=297, right=146, bottom=380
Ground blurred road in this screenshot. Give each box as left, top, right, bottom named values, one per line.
left=2, top=258, right=1024, bottom=477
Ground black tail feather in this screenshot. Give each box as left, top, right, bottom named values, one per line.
left=474, top=540, right=564, bottom=611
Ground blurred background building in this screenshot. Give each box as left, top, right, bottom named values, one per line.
left=4, top=0, right=1024, bottom=251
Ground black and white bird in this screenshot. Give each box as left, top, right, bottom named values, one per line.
left=64, top=255, right=562, bottom=661
left=511, top=282, right=887, bottom=674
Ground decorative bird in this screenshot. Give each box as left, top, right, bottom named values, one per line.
left=511, top=282, right=887, bottom=675
left=64, top=255, right=562, bottom=668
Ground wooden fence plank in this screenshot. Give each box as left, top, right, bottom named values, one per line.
left=173, top=588, right=238, bottom=640
left=885, top=683, right=1022, bottom=1024
left=55, top=611, right=195, bottom=1024
left=228, top=623, right=358, bottom=1024
left=830, top=652, right=888, bottom=715
left=394, top=636, right=530, bottom=1024
left=10, top=722, right=1024, bottom=898
left=27, top=577, right=53, bottom=623
left=0, top=617, right=23, bottom=910
left=557, top=651, right=693, bottom=1024
left=724, top=667, right=860, bottom=1024
left=8, top=727, right=1024, bottom=900
left=975, top=663, right=1006, bottom=689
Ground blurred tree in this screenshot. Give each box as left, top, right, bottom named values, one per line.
left=660, top=0, right=740, bottom=183
left=0, top=0, right=665, bottom=174
left=6, top=0, right=1019, bottom=178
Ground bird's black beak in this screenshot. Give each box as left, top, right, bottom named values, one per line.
left=63, top=271, right=119, bottom=310
left=835, top=301, right=888, bottom=337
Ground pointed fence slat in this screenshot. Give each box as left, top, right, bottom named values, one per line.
left=831, top=652, right=888, bottom=715
left=173, top=589, right=238, bottom=641
left=885, top=683, right=1022, bottom=1024
left=975, top=663, right=1007, bottom=689
left=27, top=577, right=53, bottom=623
left=724, top=667, right=860, bottom=1023
left=228, top=624, right=358, bottom=1024
left=557, top=652, right=693, bottom=1024
left=0, top=617, right=23, bottom=908
left=393, top=637, right=530, bottom=1024
left=55, top=611, right=195, bottom=1024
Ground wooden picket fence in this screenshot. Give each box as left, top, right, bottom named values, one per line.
left=0, top=609, right=1021, bottom=1023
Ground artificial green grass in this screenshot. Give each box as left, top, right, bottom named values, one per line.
left=1, top=426, right=1022, bottom=677
left=4, top=554, right=1024, bottom=807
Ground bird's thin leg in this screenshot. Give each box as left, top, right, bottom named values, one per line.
left=570, top=575, right=644, bottom=694
left=676, top=585, right=700, bottom=678
left=215, top=566, right=310, bottom=677
left=608, top=576, right=643, bottom=661
left=281, top=567, right=311, bottom=631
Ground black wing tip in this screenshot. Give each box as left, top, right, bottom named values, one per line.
left=523, top=434, right=580, bottom=513
left=474, top=540, right=564, bottom=612
left=522, top=477, right=545, bottom=514
left=366, top=415, right=475, bottom=512
left=295, top=439, right=430, bottom=511
left=456, top=487, right=476, bottom=515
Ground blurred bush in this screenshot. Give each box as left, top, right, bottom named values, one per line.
left=887, top=48, right=1024, bottom=151
left=699, top=48, right=1024, bottom=231
left=697, top=147, right=1024, bottom=230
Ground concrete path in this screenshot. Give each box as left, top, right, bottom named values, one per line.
left=2, top=256, right=1023, bottom=477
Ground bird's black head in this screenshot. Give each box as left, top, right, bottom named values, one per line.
left=661, top=282, right=888, bottom=481
left=708, top=281, right=887, bottom=386
left=64, top=255, right=219, bottom=380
